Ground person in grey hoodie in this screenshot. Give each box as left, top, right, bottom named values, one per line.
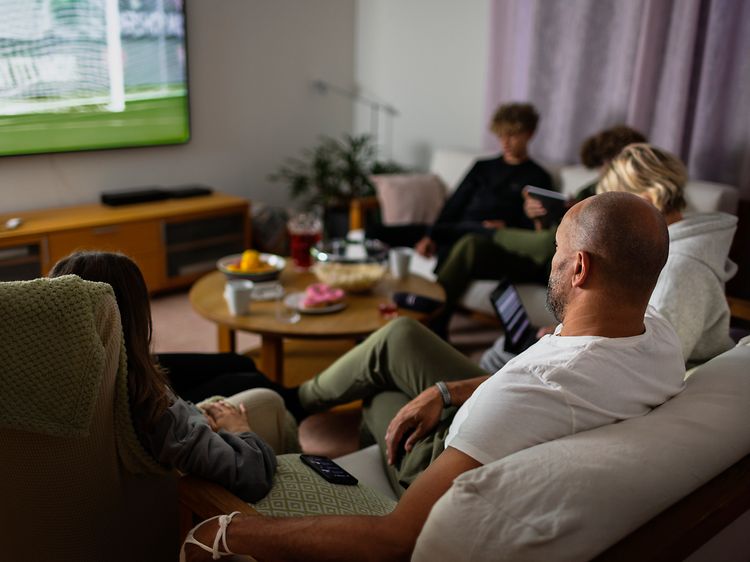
left=481, top=143, right=737, bottom=372
left=49, top=251, right=279, bottom=502
left=598, top=143, right=737, bottom=365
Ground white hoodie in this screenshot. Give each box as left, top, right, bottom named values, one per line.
left=650, top=212, right=738, bottom=365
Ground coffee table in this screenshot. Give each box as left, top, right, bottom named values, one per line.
left=189, top=267, right=445, bottom=384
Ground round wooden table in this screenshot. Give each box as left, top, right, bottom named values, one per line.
left=189, top=267, right=445, bottom=384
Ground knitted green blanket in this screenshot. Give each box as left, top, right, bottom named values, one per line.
left=0, top=275, right=165, bottom=475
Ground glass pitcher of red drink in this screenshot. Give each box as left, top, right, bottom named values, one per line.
left=288, top=212, right=322, bottom=269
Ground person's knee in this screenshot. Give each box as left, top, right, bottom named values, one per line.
left=454, top=233, right=484, bottom=253
left=230, top=387, right=285, bottom=415
left=381, top=316, right=423, bottom=341
left=440, top=234, right=484, bottom=275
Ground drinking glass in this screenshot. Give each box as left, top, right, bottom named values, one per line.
left=288, top=212, right=322, bottom=269
left=275, top=293, right=301, bottom=324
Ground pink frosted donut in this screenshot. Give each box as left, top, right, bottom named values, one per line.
left=302, top=283, right=345, bottom=308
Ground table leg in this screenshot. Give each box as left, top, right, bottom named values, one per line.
left=261, top=335, right=284, bottom=385
left=218, top=325, right=236, bottom=353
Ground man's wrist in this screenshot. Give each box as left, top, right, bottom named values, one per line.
left=435, top=381, right=451, bottom=408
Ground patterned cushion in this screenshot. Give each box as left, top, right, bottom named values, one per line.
left=251, top=454, right=396, bottom=517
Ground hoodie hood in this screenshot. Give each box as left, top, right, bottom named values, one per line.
left=668, top=212, right=738, bottom=282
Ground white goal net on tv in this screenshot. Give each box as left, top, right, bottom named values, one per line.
left=0, top=0, right=185, bottom=117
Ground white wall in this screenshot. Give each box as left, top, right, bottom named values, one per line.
left=0, top=0, right=355, bottom=214
left=354, top=0, right=491, bottom=171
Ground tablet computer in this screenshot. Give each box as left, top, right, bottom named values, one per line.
left=489, top=278, right=539, bottom=354
left=524, top=185, right=568, bottom=227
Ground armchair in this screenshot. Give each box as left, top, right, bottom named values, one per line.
left=0, top=276, right=179, bottom=561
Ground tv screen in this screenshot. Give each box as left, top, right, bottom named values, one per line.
left=0, top=0, right=190, bottom=157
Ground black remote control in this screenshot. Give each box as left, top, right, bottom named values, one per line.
left=393, top=292, right=443, bottom=314
left=300, top=454, right=359, bottom=486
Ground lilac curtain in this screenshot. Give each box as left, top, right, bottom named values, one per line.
left=485, top=0, right=750, bottom=198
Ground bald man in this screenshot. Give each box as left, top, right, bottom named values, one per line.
left=182, top=192, right=686, bottom=562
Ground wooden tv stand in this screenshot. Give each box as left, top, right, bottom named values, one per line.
left=0, top=193, right=250, bottom=293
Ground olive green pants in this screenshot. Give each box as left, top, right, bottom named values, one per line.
left=435, top=232, right=550, bottom=332
left=299, top=317, right=487, bottom=496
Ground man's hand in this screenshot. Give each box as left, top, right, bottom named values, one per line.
left=414, top=236, right=436, bottom=258
left=481, top=219, right=506, bottom=229
left=203, top=400, right=252, bottom=434
left=385, top=386, right=444, bottom=465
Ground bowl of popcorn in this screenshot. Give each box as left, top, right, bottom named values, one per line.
left=311, top=239, right=388, bottom=293
left=217, top=250, right=286, bottom=282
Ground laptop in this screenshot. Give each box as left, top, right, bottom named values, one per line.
left=489, top=278, right=539, bottom=354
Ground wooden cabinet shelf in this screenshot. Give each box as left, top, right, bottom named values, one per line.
left=0, top=193, right=250, bottom=293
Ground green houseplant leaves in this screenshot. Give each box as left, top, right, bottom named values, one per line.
left=271, top=134, right=403, bottom=208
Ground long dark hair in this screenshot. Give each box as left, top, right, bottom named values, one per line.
left=49, top=251, right=171, bottom=429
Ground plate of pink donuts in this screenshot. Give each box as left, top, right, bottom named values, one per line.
left=283, top=283, right=347, bottom=314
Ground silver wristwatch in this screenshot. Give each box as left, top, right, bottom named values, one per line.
left=435, top=381, right=451, bottom=408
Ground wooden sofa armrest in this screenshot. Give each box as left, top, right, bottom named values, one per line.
left=728, top=296, right=750, bottom=323
left=595, top=453, right=750, bottom=561
left=178, top=475, right=258, bottom=541
left=349, top=196, right=380, bottom=231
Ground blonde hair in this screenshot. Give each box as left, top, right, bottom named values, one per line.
left=597, top=143, right=687, bottom=214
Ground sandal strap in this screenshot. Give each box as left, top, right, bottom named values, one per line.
left=212, top=511, right=241, bottom=559
left=183, top=511, right=242, bottom=560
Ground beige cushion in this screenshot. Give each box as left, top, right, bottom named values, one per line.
left=413, top=342, right=750, bottom=562
left=372, top=173, right=447, bottom=226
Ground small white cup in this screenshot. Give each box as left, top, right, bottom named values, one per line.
left=389, top=247, right=413, bottom=280
left=224, top=280, right=254, bottom=316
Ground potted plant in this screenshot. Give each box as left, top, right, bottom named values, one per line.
left=270, top=134, right=404, bottom=237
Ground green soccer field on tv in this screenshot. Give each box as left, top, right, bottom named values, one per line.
left=0, top=0, right=190, bottom=157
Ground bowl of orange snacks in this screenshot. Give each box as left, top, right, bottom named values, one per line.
left=217, top=250, right=286, bottom=282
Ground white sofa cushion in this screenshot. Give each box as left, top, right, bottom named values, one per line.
left=412, top=341, right=750, bottom=562
left=559, top=165, right=599, bottom=196
left=335, top=444, right=398, bottom=501
left=685, top=180, right=739, bottom=214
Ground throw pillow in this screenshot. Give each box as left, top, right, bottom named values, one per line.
left=251, top=454, right=397, bottom=517
left=372, top=174, right=447, bottom=226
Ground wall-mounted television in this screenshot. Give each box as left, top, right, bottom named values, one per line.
left=0, top=0, right=190, bottom=157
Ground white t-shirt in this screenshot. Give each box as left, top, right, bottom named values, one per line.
left=445, top=308, right=686, bottom=466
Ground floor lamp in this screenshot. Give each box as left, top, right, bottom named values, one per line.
left=312, top=79, right=399, bottom=160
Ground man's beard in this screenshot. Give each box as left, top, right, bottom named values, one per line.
left=545, top=265, right=568, bottom=324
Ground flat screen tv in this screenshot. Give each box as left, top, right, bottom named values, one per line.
left=0, top=0, right=190, bottom=157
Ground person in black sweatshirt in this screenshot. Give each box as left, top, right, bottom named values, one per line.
left=368, top=102, right=553, bottom=267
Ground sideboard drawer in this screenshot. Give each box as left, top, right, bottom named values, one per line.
left=48, top=220, right=163, bottom=263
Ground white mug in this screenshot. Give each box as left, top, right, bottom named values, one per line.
left=389, top=247, right=413, bottom=280
left=224, top=280, right=254, bottom=315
